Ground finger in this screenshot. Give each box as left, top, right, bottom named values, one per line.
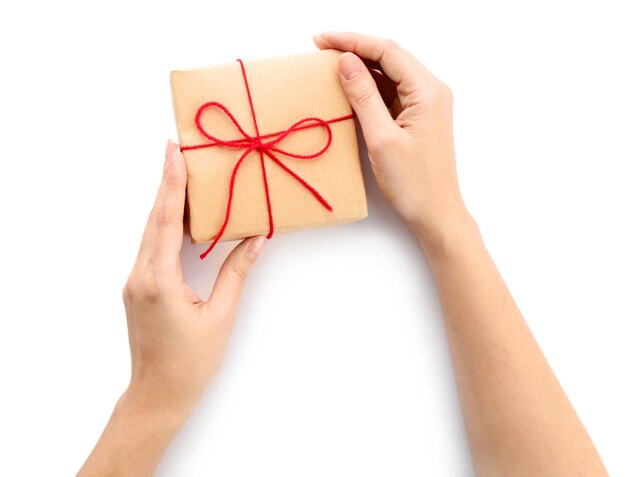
left=337, top=52, right=397, bottom=145
left=361, top=58, right=399, bottom=109
left=369, top=67, right=398, bottom=109
left=137, top=139, right=187, bottom=269
left=208, top=236, right=266, bottom=312
left=314, top=32, right=431, bottom=87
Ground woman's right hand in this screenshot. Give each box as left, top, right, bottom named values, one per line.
left=314, top=32, right=471, bottom=244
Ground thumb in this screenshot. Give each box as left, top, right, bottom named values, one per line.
left=338, top=52, right=396, bottom=146
left=208, top=236, right=266, bottom=311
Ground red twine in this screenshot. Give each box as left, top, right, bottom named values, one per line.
left=180, top=59, right=354, bottom=258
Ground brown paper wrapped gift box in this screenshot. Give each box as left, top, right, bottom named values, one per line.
left=170, top=50, right=368, bottom=248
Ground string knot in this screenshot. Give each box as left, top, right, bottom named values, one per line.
left=250, top=138, right=265, bottom=152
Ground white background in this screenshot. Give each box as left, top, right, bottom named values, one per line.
left=1, top=1, right=624, bottom=475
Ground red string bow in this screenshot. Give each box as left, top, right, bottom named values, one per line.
left=180, top=59, right=354, bottom=258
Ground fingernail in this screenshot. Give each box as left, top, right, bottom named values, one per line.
left=247, top=236, right=266, bottom=258
left=165, top=139, right=174, bottom=165
left=339, top=53, right=362, bottom=81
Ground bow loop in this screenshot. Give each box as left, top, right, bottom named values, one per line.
left=194, top=101, right=254, bottom=148
left=263, top=117, right=333, bottom=159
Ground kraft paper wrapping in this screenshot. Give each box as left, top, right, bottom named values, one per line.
left=171, top=50, right=368, bottom=244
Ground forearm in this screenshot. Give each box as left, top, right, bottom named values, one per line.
left=416, top=211, right=607, bottom=477
left=77, top=390, right=187, bottom=477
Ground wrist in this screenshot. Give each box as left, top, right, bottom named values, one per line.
left=411, top=206, right=482, bottom=260
left=119, top=382, right=194, bottom=431
left=78, top=387, right=189, bottom=476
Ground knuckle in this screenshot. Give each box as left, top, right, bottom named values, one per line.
left=123, top=273, right=141, bottom=302
left=122, top=278, right=135, bottom=303
left=123, top=267, right=161, bottom=303
left=138, top=284, right=160, bottom=302
left=140, top=269, right=160, bottom=301
left=165, top=168, right=184, bottom=190
left=162, top=162, right=185, bottom=191
left=352, top=83, right=376, bottom=106
left=228, top=262, right=249, bottom=283
left=421, top=81, right=453, bottom=108
left=148, top=206, right=170, bottom=229
left=383, top=38, right=401, bottom=50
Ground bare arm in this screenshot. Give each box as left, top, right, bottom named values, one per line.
left=78, top=141, right=266, bottom=476
left=315, top=31, right=607, bottom=477
left=420, top=219, right=606, bottom=476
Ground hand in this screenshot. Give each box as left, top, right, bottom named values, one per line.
left=122, top=139, right=266, bottom=417
left=314, top=32, right=470, bottom=243
left=79, top=141, right=266, bottom=476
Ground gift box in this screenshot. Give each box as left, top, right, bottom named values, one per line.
left=170, top=50, right=368, bottom=256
